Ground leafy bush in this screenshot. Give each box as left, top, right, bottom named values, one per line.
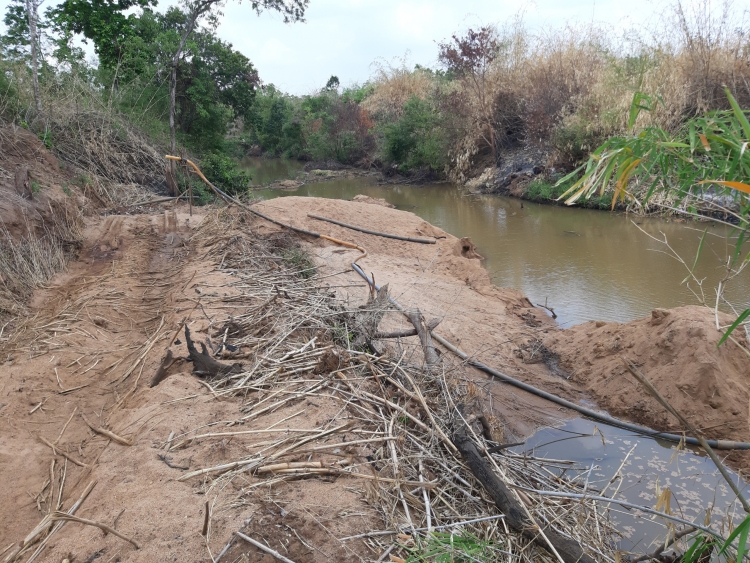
left=382, top=96, right=446, bottom=172
left=200, top=153, right=251, bottom=195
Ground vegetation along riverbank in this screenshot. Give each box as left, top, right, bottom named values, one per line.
left=1, top=0, right=750, bottom=561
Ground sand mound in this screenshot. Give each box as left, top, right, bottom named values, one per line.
left=545, top=306, right=750, bottom=448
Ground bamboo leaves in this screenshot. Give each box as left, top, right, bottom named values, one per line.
left=555, top=87, right=750, bottom=211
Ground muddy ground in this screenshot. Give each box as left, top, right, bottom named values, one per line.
left=1, top=131, right=749, bottom=562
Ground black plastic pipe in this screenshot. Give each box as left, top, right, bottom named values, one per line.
left=351, top=262, right=750, bottom=451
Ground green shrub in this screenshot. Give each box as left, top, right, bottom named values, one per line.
left=281, top=248, right=316, bottom=278
left=37, top=130, right=53, bottom=150
left=382, top=96, right=446, bottom=173
left=200, top=153, right=251, bottom=195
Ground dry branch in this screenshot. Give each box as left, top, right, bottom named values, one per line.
left=451, top=412, right=596, bottom=563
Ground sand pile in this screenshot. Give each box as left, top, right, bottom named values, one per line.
left=254, top=196, right=750, bottom=463
left=545, top=306, right=750, bottom=453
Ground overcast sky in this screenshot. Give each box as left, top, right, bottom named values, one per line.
left=1, top=0, right=672, bottom=94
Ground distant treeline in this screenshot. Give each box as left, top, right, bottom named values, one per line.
left=1, top=0, right=748, bottom=191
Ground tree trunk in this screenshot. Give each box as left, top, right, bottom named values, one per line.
left=451, top=414, right=596, bottom=563
left=169, top=64, right=177, bottom=177
left=168, top=6, right=204, bottom=178
left=25, top=0, right=42, bottom=116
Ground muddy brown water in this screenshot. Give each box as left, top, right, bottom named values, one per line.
left=246, top=166, right=750, bottom=328
left=517, top=418, right=746, bottom=553
left=246, top=159, right=749, bottom=553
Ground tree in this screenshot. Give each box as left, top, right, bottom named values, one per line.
left=2, top=0, right=45, bottom=113
left=324, top=75, right=339, bottom=91
left=1, top=0, right=31, bottom=59
left=438, top=26, right=500, bottom=162
left=25, top=0, right=42, bottom=114
left=165, top=0, right=308, bottom=184
left=48, top=0, right=157, bottom=70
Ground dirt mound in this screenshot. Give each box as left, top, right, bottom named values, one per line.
left=0, top=127, right=84, bottom=318
left=545, top=306, right=750, bottom=449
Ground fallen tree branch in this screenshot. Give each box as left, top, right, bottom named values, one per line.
left=374, top=329, right=418, bottom=339
left=403, top=308, right=439, bottom=367
left=185, top=325, right=242, bottom=377
left=451, top=414, right=596, bottom=563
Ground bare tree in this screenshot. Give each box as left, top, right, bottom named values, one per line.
left=24, top=0, right=42, bottom=115
left=438, top=26, right=500, bottom=162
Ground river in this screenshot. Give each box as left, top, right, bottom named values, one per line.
left=244, top=158, right=750, bottom=327
left=243, top=157, right=750, bottom=553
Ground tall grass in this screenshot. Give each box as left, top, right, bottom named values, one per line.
left=361, top=0, right=749, bottom=182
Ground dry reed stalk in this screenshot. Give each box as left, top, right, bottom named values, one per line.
left=81, top=413, right=133, bottom=446
left=38, top=436, right=88, bottom=468
left=236, top=532, right=298, bottom=563
left=49, top=512, right=140, bottom=549
left=6, top=480, right=97, bottom=563
left=165, top=209, right=619, bottom=563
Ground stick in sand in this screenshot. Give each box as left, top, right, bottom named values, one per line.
left=81, top=414, right=133, bottom=446
left=236, top=532, right=298, bottom=563
left=50, top=512, right=140, bottom=549
left=38, top=436, right=88, bottom=467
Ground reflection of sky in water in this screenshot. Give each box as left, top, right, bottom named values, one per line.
left=256, top=178, right=750, bottom=327
left=515, top=419, right=746, bottom=553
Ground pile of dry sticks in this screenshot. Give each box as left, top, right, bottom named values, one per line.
left=166, top=208, right=619, bottom=563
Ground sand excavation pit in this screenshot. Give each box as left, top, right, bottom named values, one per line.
left=1, top=202, right=621, bottom=563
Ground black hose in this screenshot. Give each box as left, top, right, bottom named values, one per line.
left=351, top=262, right=750, bottom=451
left=308, top=214, right=436, bottom=244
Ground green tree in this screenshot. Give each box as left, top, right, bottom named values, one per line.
left=48, top=0, right=157, bottom=70
left=161, top=0, right=308, bottom=187
left=382, top=95, right=446, bottom=172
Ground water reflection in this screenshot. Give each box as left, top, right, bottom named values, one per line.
left=240, top=157, right=305, bottom=186
left=515, top=419, right=746, bottom=553
left=254, top=177, right=750, bottom=326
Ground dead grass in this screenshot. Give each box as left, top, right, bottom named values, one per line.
left=159, top=207, right=619, bottom=563
left=365, top=0, right=750, bottom=179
